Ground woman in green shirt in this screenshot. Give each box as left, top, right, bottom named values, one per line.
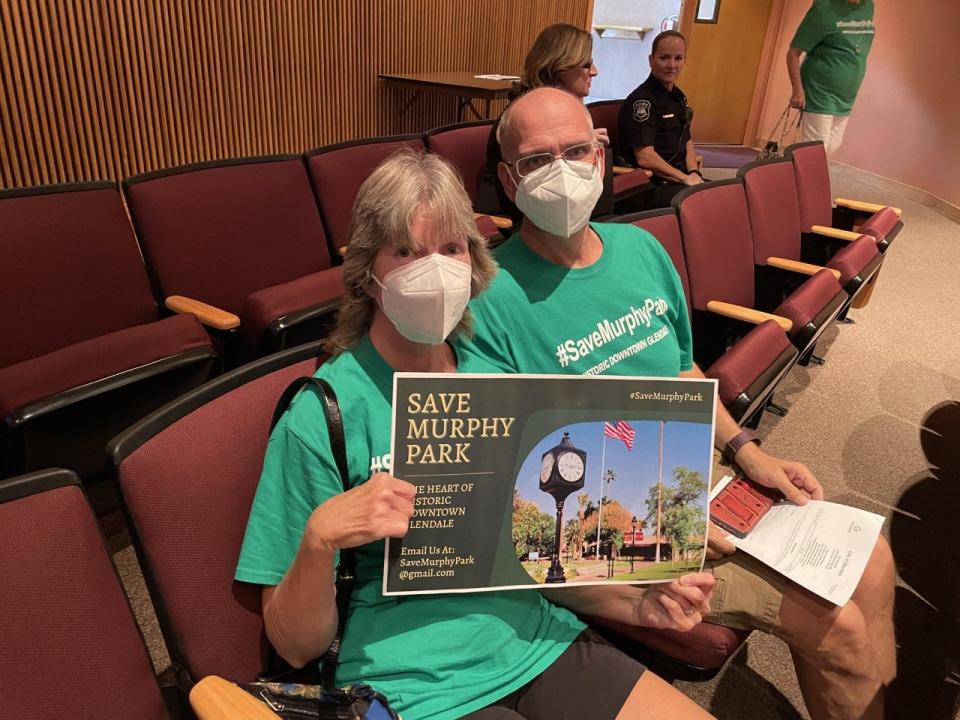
left=787, top=0, right=876, bottom=154
left=236, top=150, right=715, bottom=720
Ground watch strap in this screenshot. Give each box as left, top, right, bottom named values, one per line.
left=723, top=428, right=761, bottom=464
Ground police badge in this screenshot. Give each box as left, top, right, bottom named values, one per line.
left=633, top=99, right=651, bottom=123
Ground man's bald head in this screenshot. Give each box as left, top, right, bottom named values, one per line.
left=497, top=87, right=595, bottom=162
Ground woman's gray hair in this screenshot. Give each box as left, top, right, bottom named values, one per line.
left=324, top=149, right=498, bottom=355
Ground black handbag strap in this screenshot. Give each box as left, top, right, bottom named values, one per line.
left=270, top=376, right=356, bottom=692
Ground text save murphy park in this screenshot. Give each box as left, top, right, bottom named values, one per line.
left=384, top=374, right=717, bottom=596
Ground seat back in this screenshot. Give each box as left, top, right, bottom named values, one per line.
left=785, top=141, right=833, bottom=231
left=615, top=209, right=691, bottom=312
left=587, top=100, right=623, bottom=157
left=424, top=120, right=496, bottom=202
left=0, top=183, right=158, bottom=367
left=305, top=135, right=424, bottom=253
left=0, top=469, right=169, bottom=720
left=672, top=180, right=756, bottom=312
left=738, top=158, right=803, bottom=265
left=109, top=342, right=326, bottom=684
left=125, top=156, right=332, bottom=314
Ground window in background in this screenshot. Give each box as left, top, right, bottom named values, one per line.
left=588, top=0, right=683, bottom=103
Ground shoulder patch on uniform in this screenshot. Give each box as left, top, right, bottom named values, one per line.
left=633, top=99, right=651, bottom=123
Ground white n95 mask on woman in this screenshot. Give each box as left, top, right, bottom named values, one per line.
left=373, top=254, right=472, bottom=345
left=514, top=159, right=603, bottom=238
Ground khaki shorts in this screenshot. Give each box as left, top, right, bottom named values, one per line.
left=704, top=550, right=788, bottom=633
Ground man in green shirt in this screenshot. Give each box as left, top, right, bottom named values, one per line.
left=787, top=0, right=876, bottom=154
left=468, top=86, right=896, bottom=720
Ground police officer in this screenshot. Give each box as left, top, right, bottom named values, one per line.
left=618, top=30, right=702, bottom=209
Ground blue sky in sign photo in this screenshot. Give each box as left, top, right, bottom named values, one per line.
left=515, top=420, right=712, bottom=517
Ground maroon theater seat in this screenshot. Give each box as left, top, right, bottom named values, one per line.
left=856, top=207, right=901, bottom=250
left=672, top=180, right=847, bottom=367
left=0, top=469, right=170, bottom=719
left=786, top=141, right=902, bottom=252
left=738, top=158, right=882, bottom=313
left=586, top=100, right=652, bottom=207
left=109, top=342, right=327, bottom=689
left=305, top=135, right=425, bottom=255
left=424, top=120, right=511, bottom=243
left=618, top=208, right=798, bottom=427
left=425, top=120, right=497, bottom=202
left=124, top=156, right=344, bottom=362
left=590, top=615, right=749, bottom=682
left=0, top=183, right=216, bottom=481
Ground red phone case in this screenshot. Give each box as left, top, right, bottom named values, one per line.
left=710, top=476, right=783, bottom=538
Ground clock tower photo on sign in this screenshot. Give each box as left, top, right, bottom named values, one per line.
left=539, top=433, right=588, bottom=583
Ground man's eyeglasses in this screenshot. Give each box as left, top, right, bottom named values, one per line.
left=505, top=141, right=598, bottom=178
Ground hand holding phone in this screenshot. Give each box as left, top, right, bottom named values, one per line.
left=710, top=476, right=783, bottom=538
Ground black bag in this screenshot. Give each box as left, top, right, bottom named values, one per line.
left=759, top=105, right=804, bottom=160
left=242, top=377, right=401, bottom=720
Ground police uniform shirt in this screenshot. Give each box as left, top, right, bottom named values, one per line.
left=618, top=75, right=693, bottom=174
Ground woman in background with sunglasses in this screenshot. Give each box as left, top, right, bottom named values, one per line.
left=480, top=23, right=615, bottom=222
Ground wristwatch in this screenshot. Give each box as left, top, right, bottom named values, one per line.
left=722, top=428, right=761, bottom=465
left=688, top=168, right=703, bottom=177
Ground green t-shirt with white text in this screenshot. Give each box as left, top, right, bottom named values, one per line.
left=465, top=222, right=693, bottom=378
left=792, top=0, right=875, bottom=116
left=235, top=335, right=584, bottom=720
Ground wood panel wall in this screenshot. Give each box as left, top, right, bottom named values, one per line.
left=0, top=0, right=591, bottom=189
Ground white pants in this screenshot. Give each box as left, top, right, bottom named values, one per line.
left=801, top=112, right=850, bottom=156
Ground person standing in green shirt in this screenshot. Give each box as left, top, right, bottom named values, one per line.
left=787, top=0, right=876, bottom=154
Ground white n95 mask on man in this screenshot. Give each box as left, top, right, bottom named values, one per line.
left=514, top=159, right=603, bottom=238
left=373, top=253, right=472, bottom=345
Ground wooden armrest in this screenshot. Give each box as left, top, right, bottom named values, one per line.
left=643, top=169, right=653, bottom=178
left=810, top=225, right=861, bottom=242
left=835, top=197, right=902, bottom=217
left=706, top=300, right=793, bottom=333
left=612, top=165, right=636, bottom=175
left=190, top=676, right=280, bottom=719
left=338, top=246, right=348, bottom=257
left=767, top=256, right=841, bottom=281
left=473, top=212, right=512, bottom=230
left=166, top=295, right=240, bottom=330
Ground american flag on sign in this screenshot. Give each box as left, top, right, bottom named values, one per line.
left=604, top=421, right=636, bottom=451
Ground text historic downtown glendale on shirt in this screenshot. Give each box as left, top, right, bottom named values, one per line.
left=384, top=374, right=718, bottom=595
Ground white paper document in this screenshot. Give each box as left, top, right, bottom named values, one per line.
left=474, top=74, right=520, bottom=81
left=711, top=476, right=884, bottom=606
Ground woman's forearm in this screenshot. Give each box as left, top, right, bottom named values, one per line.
left=635, top=146, right=690, bottom=183
left=262, top=531, right=339, bottom=669
left=541, top=585, right=639, bottom=624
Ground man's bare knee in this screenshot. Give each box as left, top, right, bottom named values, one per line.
left=778, top=591, right=869, bottom=658
left=853, top=535, right=896, bottom=605
left=795, top=603, right=873, bottom=673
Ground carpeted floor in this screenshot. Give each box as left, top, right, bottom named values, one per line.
left=107, top=169, right=960, bottom=719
